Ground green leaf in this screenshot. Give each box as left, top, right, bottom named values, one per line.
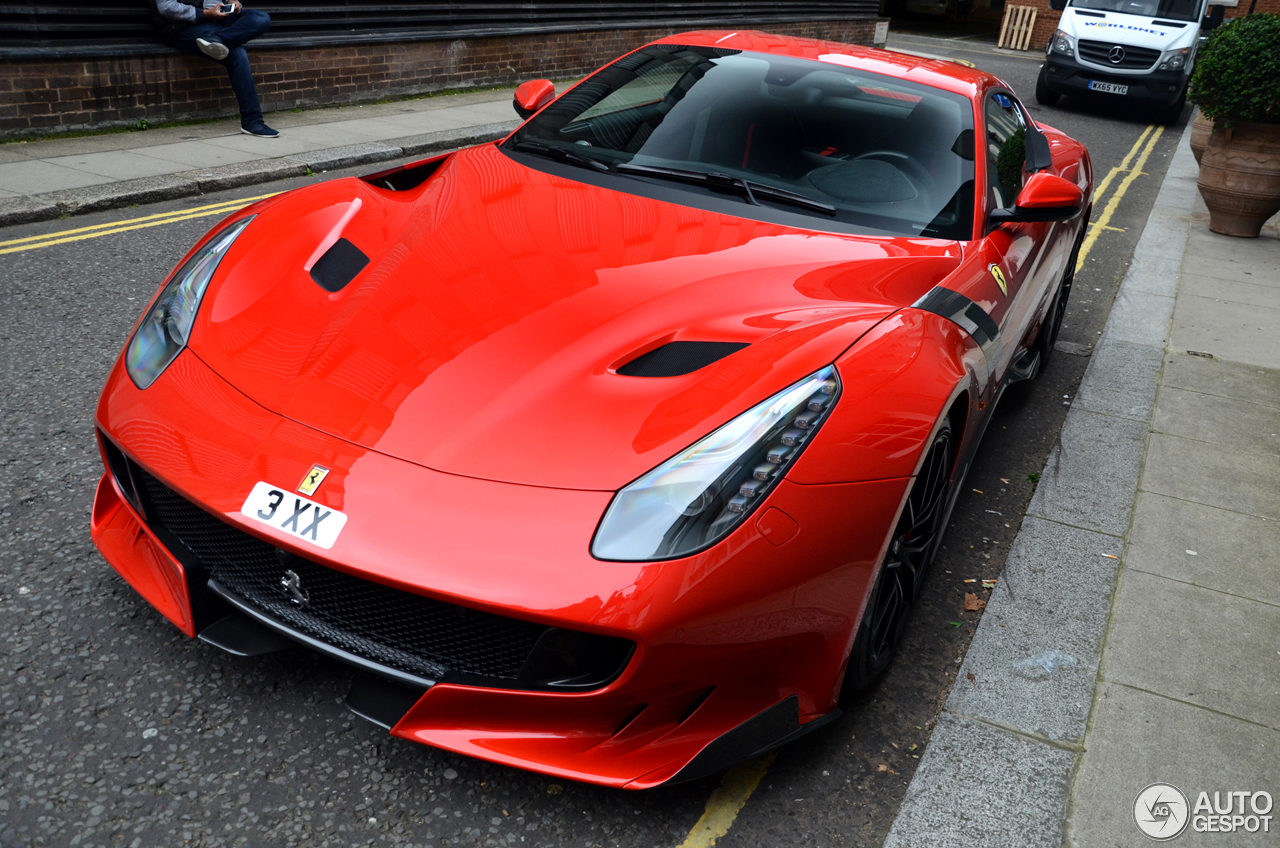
left=1189, top=14, right=1280, bottom=128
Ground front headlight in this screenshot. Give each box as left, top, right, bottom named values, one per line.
left=1159, top=48, right=1187, bottom=70
left=1052, top=30, right=1074, bottom=55
left=125, top=216, right=253, bottom=389
left=591, top=366, right=840, bottom=562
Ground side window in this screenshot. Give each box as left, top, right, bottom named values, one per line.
left=984, top=92, right=1027, bottom=210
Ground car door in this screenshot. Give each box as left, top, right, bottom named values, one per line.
left=955, top=90, right=1055, bottom=385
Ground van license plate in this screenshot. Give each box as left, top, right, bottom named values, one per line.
left=1088, top=81, right=1129, bottom=95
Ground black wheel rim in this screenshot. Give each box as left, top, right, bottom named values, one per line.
left=864, top=428, right=953, bottom=668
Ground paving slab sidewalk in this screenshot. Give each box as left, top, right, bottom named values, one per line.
left=883, top=121, right=1280, bottom=847
left=0, top=88, right=525, bottom=227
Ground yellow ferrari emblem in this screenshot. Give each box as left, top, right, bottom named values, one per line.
left=989, top=264, right=1008, bottom=296
left=297, top=464, right=330, bottom=496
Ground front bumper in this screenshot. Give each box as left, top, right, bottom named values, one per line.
left=1043, top=52, right=1187, bottom=107
left=92, top=349, right=907, bottom=787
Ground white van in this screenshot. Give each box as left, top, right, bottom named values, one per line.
left=1035, top=0, right=1209, bottom=122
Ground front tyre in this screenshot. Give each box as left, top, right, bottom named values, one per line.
left=1156, top=88, right=1187, bottom=125
left=841, top=418, right=954, bottom=696
left=1035, top=65, right=1061, bottom=107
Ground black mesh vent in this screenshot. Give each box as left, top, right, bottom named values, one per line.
left=1077, top=41, right=1161, bottom=70
left=127, top=462, right=550, bottom=682
left=617, top=341, right=749, bottom=377
left=310, top=238, right=369, bottom=293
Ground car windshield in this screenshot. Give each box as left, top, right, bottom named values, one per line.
left=506, top=46, right=977, bottom=240
left=1069, top=0, right=1200, bottom=20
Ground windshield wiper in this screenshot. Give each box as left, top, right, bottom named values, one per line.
left=509, top=139, right=609, bottom=172
left=616, top=163, right=836, bottom=216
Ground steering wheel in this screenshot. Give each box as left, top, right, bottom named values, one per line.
left=850, top=151, right=937, bottom=201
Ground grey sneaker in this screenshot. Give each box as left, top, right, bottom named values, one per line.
left=196, top=38, right=229, bottom=60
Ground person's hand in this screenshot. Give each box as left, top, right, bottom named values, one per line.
left=202, top=2, right=241, bottom=19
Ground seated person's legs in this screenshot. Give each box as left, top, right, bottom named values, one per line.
left=170, top=11, right=274, bottom=135
left=170, top=21, right=227, bottom=58
left=222, top=46, right=264, bottom=130
left=217, top=8, right=271, bottom=48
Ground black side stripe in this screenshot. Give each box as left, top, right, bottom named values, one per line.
left=913, top=286, right=1002, bottom=363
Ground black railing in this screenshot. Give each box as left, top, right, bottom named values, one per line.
left=0, top=0, right=879, bottom=57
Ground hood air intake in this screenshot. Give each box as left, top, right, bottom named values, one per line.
left=310, top=238, right=369, bottom=292
left=617, top=341, right=749, bottom=377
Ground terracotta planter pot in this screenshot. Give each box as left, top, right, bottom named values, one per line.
left=1197, top=122, right=1280, bottom=238
left=1190, top=108, right=1212, bottom=165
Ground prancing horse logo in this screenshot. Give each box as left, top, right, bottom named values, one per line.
left=281, top=569, right=309, bottom=607
left=297, top=464, right=330, bottom=496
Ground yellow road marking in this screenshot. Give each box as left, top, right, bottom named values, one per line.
left=1089, top=124, right=1153, bottom=211
left=678, top=753, right=779, bottom=848
left=0, top=192, right=280, bottom=255
left=1076, top=125, right=1163, bottom=272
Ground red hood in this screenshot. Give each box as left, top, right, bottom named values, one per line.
left=190, top=144, right=960, bottom=490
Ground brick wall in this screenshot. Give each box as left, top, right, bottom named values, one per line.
left=1220, top=0, right=1280, bottom=20
left=1000, top=0, right=1278, bottom=51
left=0, top=20, right=880, bottom=139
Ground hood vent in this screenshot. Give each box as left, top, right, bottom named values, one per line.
left=617, top=341, right=749, bottom=377
left=310, top=238, right=370, bottom=292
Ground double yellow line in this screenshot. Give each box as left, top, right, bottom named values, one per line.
left=0, top=192, right=279, bottom=256
left=1076, top=123, right=1163, bottom=271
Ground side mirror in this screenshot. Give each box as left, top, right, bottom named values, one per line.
left=990, top=172, right=1084, bottom=225
left=513, top=80, right=555, bottom=120
left=1048, top=0, right=1066, bottom=10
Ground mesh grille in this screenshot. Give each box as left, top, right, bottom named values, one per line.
left=1077, top=40, right=1161, bottom=70
left=129, top=463, right=549, bottom=682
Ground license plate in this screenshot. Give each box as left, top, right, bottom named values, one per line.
left=240, top=482, right=347, bottom=549
left=1088, top=80, right=1129, bottom=95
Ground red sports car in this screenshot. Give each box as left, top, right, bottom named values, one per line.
left=92, top=31, right=1092, bottom=789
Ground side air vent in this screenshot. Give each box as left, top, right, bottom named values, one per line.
left=310, top=237, right=369, bottom=293
left=617, top=341, right=748, bottom=377
left=361, top=156, right=447, bottom=192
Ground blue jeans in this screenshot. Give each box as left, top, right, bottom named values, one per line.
left=172, top=9, right=272, bottom=127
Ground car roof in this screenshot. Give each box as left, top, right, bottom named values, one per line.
left=653, top=30, right=1000, bottom=101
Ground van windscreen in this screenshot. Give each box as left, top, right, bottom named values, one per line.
left=1069, top=0, right=1199, bottom=21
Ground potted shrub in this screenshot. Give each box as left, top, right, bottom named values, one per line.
left=1188, top=13, right=1280, bottom=237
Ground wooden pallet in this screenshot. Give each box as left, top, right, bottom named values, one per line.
left=998, top=5, right=1039, bottom=51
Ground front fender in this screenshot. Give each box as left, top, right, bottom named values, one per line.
left=789, top=309, right=988, bottom=485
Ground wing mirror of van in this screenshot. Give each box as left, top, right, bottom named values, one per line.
left=1049, top=0, right=1067, bottom=10
left=990, top=173, right=1085, bottom=224
left=513, top=80, right=556, bottom=119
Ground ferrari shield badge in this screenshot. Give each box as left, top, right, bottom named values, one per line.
left=989, top=264, right=1008, bottom=297
left=297, top=464, right=330, bottom=496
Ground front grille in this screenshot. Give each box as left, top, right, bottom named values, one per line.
left=126, top=462, right=550, bottom=683
left=1078, top=40, right=1161, bottom=70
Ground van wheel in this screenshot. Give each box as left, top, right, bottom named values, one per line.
left=1157, top=90, right=1187, bottom=125
left=1035, top=66, right=1060, bottom=107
